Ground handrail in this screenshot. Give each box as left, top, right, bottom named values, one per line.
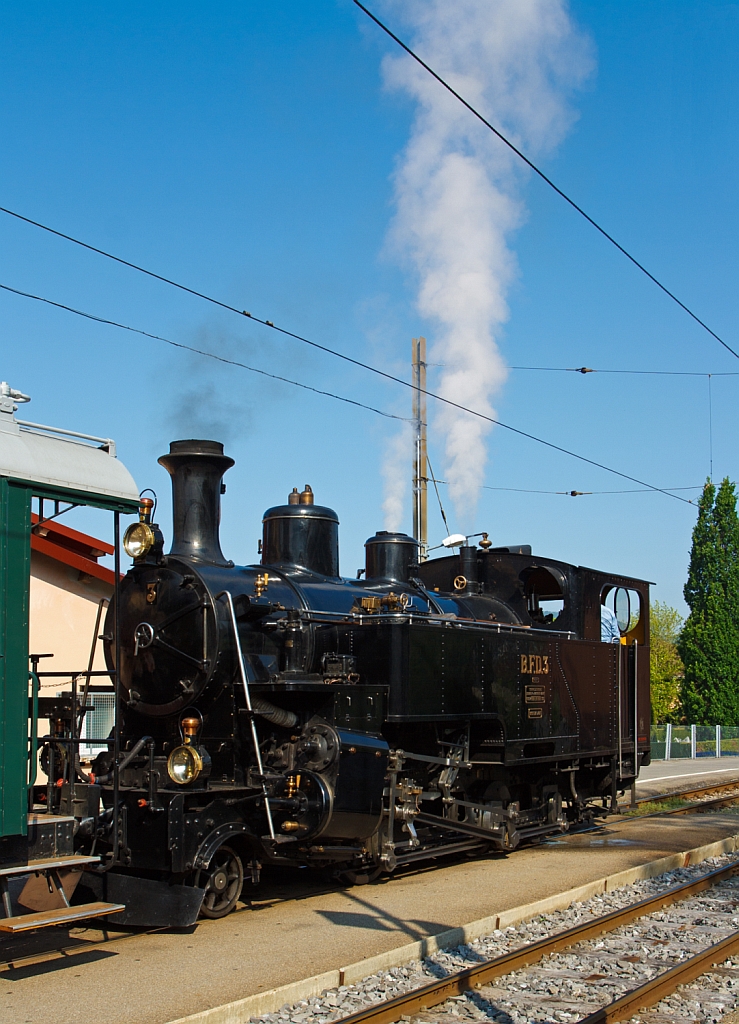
left=216, top=590, right=275, bottom=839
left=17, top=419, right=116, bottom=455
left=630, top=638, right=634, bottom=761
left=617, top=644, right=623, bottom=779
left=28, top=672, right=39, bottom=792
left=78, top=598, right=109, bottom=736
left=267, top=607, right=574, bottom=637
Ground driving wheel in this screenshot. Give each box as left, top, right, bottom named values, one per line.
left=194, top=845, right=244, bottom=919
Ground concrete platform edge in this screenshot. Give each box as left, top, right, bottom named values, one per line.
left=166, top=832, right=739, bottom=1024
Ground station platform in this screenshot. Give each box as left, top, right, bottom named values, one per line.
left=635, top=757, right=739, bottom=799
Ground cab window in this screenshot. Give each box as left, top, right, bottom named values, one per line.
left=601, top=585, right=644, bottom=642
left=521, top=565, right=566, bottom=627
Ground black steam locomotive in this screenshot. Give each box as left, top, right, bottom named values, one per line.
left=50, top=440, right=650, bottom=926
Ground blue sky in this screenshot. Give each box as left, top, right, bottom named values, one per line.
left=1, top=1, right=737, bottom=614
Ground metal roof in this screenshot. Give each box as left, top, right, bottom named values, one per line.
left=0, top=382, right=139, bottom=506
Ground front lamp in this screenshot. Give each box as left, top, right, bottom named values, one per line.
left=123, top=522, right=155, bottom=559
left=167, top=745, right=203, bottom=785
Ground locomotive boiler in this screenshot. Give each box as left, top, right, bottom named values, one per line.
left=49, top=439, right=650, bottom=926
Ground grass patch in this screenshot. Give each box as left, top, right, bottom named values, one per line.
left=623, top=797, right=690, bottom=816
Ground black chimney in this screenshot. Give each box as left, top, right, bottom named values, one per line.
left=158, top=440, right=234, bottom=566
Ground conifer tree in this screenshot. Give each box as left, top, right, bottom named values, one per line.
left=679, top=478, right=739, bottom=724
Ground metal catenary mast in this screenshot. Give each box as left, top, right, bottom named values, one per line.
left=411, top=336, right=428, bottom=561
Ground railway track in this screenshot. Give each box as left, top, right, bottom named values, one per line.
left=633, top=778, right=739, bottom=808
left=264, top=860, right=739, bottom=1024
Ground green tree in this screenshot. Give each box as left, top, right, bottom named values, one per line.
left=679, top=478, right=739, bottom=724
left=649, top=601, right=684, bottom=723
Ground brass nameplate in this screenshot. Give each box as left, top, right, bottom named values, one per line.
left=520, top=654, right=549, bottom=675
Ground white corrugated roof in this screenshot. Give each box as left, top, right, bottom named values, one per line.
left=0, top=383, right=139, bottom=505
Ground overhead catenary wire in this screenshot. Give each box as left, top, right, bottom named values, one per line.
left=483, top=485, right=702, bottom=496
left=7, top=277, right=698, bottom=507
left=0, top=283, right=410, bottom=424
left=352, top=1, right=739, bottom=363
left=0, top=279, right=696, bottom=505
left=431, top=481, right=701, bottom=496
left=508, top=365, right=739, bottom=377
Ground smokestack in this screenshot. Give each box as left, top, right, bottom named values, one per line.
left=158, top=440, right=234, bottom=566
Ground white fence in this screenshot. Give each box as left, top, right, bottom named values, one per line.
left=650, top=724, right=739, bottom=760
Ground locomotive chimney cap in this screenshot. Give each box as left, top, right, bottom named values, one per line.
left=161, top=439, right=234, bottom=465
left=365, top=531, right=418, bottom=546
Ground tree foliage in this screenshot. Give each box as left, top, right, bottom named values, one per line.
left=679, top=478, right=739, bottom=724
left=649, top=601, right=683, bottom=723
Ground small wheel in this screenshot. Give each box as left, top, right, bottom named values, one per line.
left=194, top=845, right=244, bottom=919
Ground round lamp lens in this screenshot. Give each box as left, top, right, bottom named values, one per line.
left=167, top=746, right=201, bottom=784
left=123, top=522, right=154, bottom=559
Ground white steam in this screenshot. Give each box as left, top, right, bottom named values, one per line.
left=380, top=0, right=593, bottom=530
left=382, top=420, right=412, bottom=531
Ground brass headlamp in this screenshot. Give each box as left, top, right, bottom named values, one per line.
left=167, top=714, right=210, bottom=785
left=123, top=497, right=156, bottom=559
left=167, top=744, right=204, bottom=785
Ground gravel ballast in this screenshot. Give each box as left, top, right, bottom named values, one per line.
left=249, top=854, right=739, bottom=1024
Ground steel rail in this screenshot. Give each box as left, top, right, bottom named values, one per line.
left=330, top=861, right=739, bottom=1024
left=659, top=793, right=739, bottom=815
left=620, top=786, right=739, bottom=823
left=634, top=778, right=739, bottom=806
left=579, top=929, right=739, bottom=1022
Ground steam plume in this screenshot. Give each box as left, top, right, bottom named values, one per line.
left=380, top=0, right=592, bottom=528
left=382, top=420, right=412, bottom=531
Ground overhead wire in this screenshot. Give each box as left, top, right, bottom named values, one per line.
left=431, top=480, right=701, bottom=496
left=0, top=278, right=696, bottom=505
left=0, top=279, right=696, bottom=505
left=508, top=365, right=739, bottom=377
left=352, top=0, right=739, bottom=363
left=484, top=485, right=701, bottom=496
left=0, top=282, right=410, bottom=424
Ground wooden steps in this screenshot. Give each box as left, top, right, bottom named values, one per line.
left=0, top=854, right=100, bottom=878
left=0, top=901, right=125, bottom=933
left=0, top=853, right=125, bottom=932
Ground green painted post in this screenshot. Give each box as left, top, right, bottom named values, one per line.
left=0, top=479, right=31, bottom=862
